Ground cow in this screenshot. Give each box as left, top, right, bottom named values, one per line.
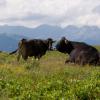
left=10, top=38, right=55, bottom=61
left=75, top=50, right=99, bottom=66
left=56, top=37, right=99, bottom=66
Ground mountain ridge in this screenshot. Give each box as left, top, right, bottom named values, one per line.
left=0, top=24, right=100, bottom=52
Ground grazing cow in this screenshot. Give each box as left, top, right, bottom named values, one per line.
left=56, top=37, right=99, bottom=66
left=10, top=38, right=55, bottom=61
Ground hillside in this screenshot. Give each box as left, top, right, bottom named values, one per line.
left=0, top=25, right=100, bottom=52
left=0, top=47, right=100, bottom=99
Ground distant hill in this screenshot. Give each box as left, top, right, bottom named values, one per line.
left=0, top=25, right=100, bottom=52
left=0, top=34, right=18, bottom=52
left=0, top=34, right=26, bottom=52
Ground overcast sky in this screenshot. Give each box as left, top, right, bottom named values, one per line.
left=0, top=0, right=100, bottom=28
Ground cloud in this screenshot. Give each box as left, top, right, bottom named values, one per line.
left=0, top=0, right=6, bottom=5
left=93, top=5, right=100, bottom=14
left=0, top=14, right=46, bottom=22
left=0, top=0, right=100, bottom=27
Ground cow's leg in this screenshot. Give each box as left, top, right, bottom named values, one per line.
left=89, top=60, right=97, bottom=66
left=65, top=59, right=70, bottom=64
left=36, top=58, right=39, bottom=61
left=17, top=55, right=21, bottom=61
left=34, top=56, right=39, bottom=61
left=17, top=50, right=21, bottom=61
left=94, top=57, right=99, bottom=66
left=23, top=57, right=28, bottom=61
left=76, top=55, right=83, bottom=65
left=37, top=55, right=41, bottom=61
left=22, top=54, right=28, bottom=61
left=31, top=57, right=34, bottom=61
left=80, top=60, right=85, bottom=66
left=36, top=54, right=43, bottom=61
left=65, top=56, right=76, bottom=64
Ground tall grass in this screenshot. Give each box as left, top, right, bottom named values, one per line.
left=0, top=48, right=100, bottom=100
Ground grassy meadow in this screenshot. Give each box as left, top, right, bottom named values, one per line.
left=0, top=46, right=100, bottom=100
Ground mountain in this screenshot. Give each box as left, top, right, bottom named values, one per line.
left=0, top=34, right=18, bottom=52
left=0, top=33, right=27, bottom=52
left=0, top=25, right=100, bottom=52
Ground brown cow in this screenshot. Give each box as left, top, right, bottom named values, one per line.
left=10, top=38, right=55, bottom=61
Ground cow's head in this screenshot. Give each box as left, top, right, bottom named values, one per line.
left=56, top=37, right=74, bottom=54
left=46, top=38, right=55, bottom=50
left=17, top=38, right=28, bottom=61
left=18, top=38, right=27, bottom=48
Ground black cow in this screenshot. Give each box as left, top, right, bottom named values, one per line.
left=75, top=50, right=99, bottom=66
left=10, top=38, right=55, bottom=61
left=56, top=37, right=99, bottom=66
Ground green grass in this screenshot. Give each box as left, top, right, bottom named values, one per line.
left=0, top=47, right=100, bottom=100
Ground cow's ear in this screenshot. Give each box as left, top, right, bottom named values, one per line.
left=64, top=39, right=68, bottom=44
left=19, top=39, right=26, bottom=46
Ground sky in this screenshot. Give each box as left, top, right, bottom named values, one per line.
left=0, top=0, right=100, bottom=28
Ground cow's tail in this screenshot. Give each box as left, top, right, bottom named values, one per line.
left=9, top=49, right=18, bottom=55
